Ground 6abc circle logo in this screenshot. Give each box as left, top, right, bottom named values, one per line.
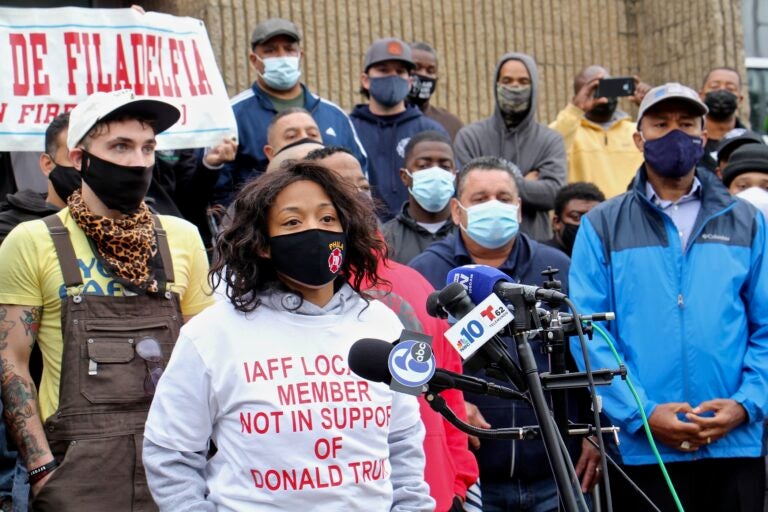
left=388, top=339, right=436, bottom=387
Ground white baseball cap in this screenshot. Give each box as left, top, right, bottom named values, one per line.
left=636, top=82, right=708, bottom=128
left=67, top=89, right=180, bottom=149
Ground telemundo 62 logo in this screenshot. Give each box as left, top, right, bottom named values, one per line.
left=445, top=294, right=513, bottom=360
left=387, top=340, right=436, bottom=387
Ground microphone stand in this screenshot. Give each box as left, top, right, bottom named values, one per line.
left=424, top=390, right=620, bottom=441
left=545, top=309, right=569, bottom=437
left=434, top=279, right=624, bottom=512
left=506, top=287, right=582, bottom=512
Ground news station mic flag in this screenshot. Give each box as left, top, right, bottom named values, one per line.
left=348, top=337, right=524, bottom=400
left=348, top=330, right=435, bottom=396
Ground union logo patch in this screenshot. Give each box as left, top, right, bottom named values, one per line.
left=328, top=248, right=343, bottom=274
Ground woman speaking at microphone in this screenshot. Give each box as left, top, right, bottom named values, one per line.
left=141, top=161, right=433, bottom=511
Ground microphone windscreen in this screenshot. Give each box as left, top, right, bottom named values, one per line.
left=437, top=282, right=469, bottom=306
left=348, top=338, right=395, bottom=384
left=446, top=264, right=509, bottom=303
left=426, top=291, right=447, bottom=319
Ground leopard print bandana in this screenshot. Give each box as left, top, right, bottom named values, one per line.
left=67, top=190, right=159, bottom=293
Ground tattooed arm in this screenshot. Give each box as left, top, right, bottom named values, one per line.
left=0, top=304, right=53, bottom=493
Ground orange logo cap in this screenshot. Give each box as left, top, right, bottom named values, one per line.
left=387, top=41, right=403, bottom=56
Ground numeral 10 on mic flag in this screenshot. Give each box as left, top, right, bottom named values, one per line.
left=445, top=294, right=513, bottom=359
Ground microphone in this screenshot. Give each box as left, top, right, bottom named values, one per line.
left=437, top=282, right=477, bottom=320
left=430, top=282, right=526, bottom=390
left=348, top=337, right=394, bottom=383
left=446, top=264, right=567, bottom=305
left=349, top=333, right=435, bottom=396
left=348, top=338, right=523, bottom=400
left=426, top=283, right=477, bottom=325
left=436, top=281, right=513, bottom=361
left=426, top=290, right=448, bottom=319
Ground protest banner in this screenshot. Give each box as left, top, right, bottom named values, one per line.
left=0, top=6, right=237, bottom=151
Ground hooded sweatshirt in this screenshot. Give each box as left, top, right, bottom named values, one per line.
left=0, top=190, right=59, bottom=246
left=143, top=284, right=433, bottom=511
left=454, top=53, right=567, bottom=241
left=350, top=104, right=449, bottom=222
left=549, top=103, right=643, bottom=198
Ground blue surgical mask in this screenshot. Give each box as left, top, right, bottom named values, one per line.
left=641, top=129, right=704, bottom=179
left=459, top=200, right=520, bottom=249
left=406, top=166, right=455, bottom=212
left=368, top=76, right=410, bottom=107
left=259, top=56, right=301, bottom=90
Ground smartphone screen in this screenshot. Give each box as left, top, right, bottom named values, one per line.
left=595, top=77, right=636, bottom=98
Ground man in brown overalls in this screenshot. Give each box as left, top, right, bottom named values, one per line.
left=0, top=89, right=215, bottom=511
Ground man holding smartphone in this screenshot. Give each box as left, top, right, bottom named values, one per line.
left=550, top=65, right=650, bottom=197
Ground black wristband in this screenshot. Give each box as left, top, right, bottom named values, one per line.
left=28, top=459, right=59, bottom=485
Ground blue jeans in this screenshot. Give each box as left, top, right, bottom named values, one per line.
left=482, top=478, right=591, bottom=512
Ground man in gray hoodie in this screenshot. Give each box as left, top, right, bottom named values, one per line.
left=454, top=53, right=567, bottom=241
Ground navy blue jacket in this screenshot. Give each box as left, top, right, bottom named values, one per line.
left=349, top=104, right=448, bottom=221
left=571, top=166, right=768, bottom=465
left=213, top=83, right=368, bottom=206
left=409, top=232, right=586, bottom=482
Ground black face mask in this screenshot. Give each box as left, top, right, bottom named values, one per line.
left=269, top=229, right=346, bottom=287
left=48, top=164, right=81, bottom=202
left=589, top=98, right=618, bottom=119
left=274, top=137, right=323, bottom=157
left=704, top=89, right=738, bottom=120
left=559, top=222, right=580, bottom=256
left=79, top=150, right=153, bottom=215
left=408, top=75, right=437, bottom=106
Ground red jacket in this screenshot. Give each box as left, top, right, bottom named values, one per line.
left=365, top=258, right=479, bottom=511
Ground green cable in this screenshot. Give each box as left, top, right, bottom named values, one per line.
left=590, top=322, right=685, bottom=512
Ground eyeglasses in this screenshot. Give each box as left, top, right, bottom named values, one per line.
left=136, top=337, right=164, bottom=396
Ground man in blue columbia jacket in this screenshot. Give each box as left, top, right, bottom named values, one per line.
left=570, top=83, right=768, bottom=512
left=212, top=18, right=368, bottom=206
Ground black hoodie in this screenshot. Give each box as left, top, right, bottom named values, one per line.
left=0, top=190, right=60, bottom=245
left=350, top=104, right=449, bottom=221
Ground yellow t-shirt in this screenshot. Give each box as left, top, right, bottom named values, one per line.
left=0, top=209, right=214, bottom=420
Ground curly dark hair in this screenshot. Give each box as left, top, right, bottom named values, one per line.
left=210, top=161, right=386, bottom=313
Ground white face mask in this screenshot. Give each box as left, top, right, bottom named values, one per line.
left=736, top=186, right=768, bottom=220
left=458, top=199, right=520, bottom=249
left=257, top=55, right=301, bottom=90
left=405, top=166, right=455, bottom=212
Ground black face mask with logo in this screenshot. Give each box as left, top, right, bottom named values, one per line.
left=79, top=150, right=153, bottom=215
left=704, top=89, right=738, bottom=120
left=268, top=229, right=347, bottom=287
left=408, top=75, right=437, bottom=106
